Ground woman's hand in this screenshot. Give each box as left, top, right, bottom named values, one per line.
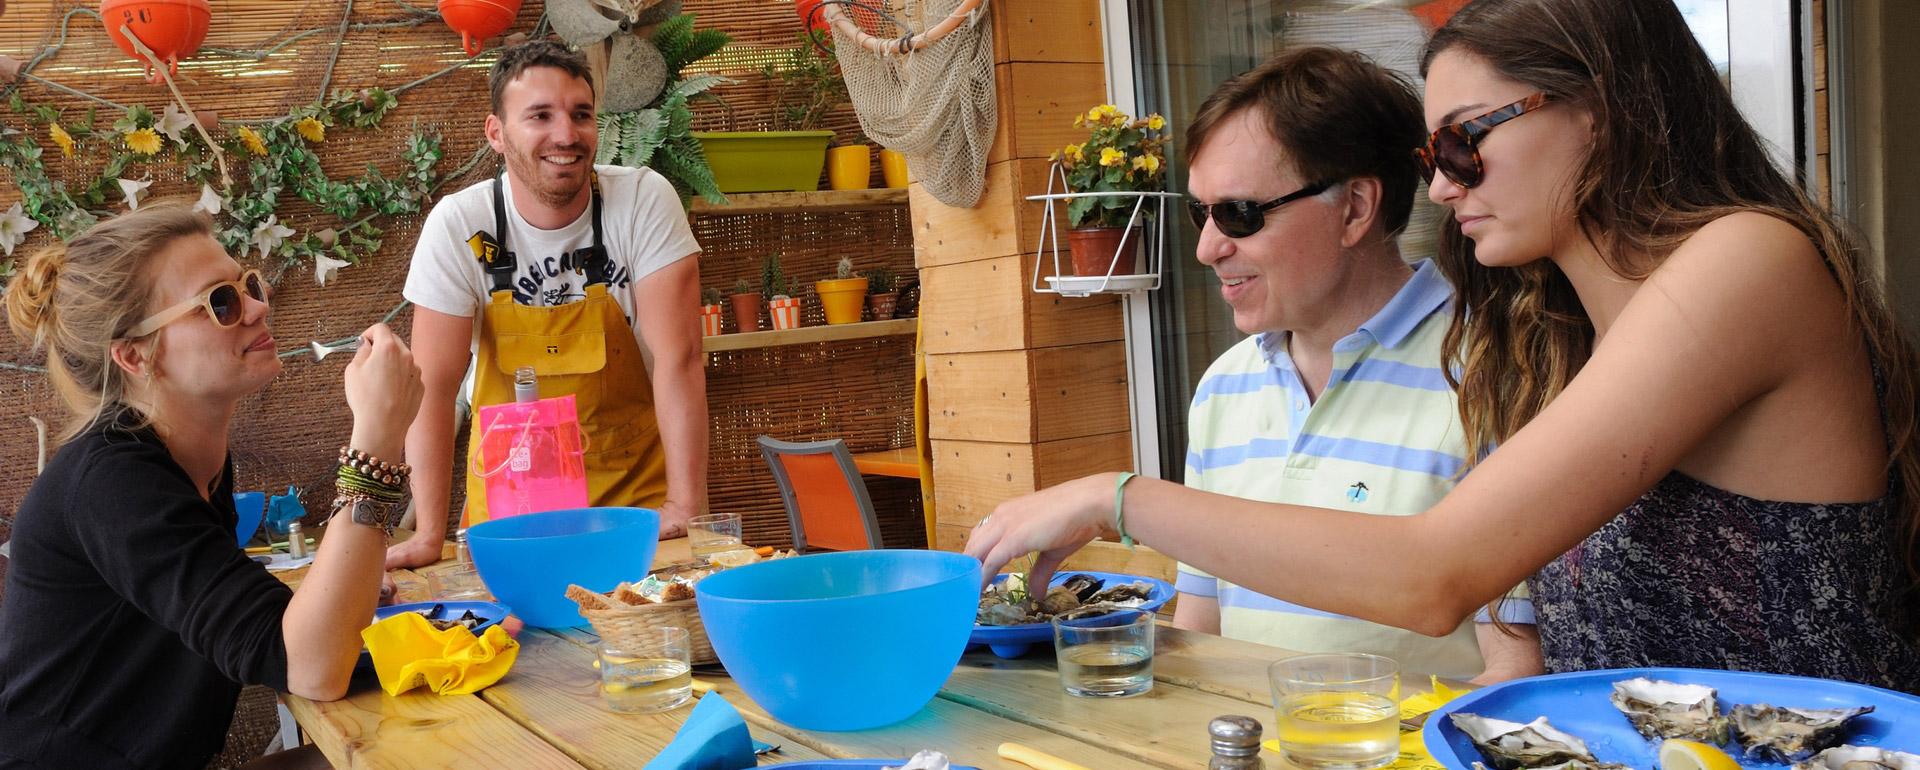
left=344, top=323, right=423, bottom=462
left=962, top=472, right=1119, bottom=591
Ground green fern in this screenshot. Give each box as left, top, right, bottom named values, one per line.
left=594, top=14, right=732, bottom=207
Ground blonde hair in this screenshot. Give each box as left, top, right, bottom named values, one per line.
left=5, top=202, right=214, bottom=440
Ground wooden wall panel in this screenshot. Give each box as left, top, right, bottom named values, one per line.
left=1033, top=342, right=1131, bottom=443
left=1028, top=287, right=1126, bottom=349
left=912, top=157, right=1055, bottom=268
left=994, top=62, right=1109, bottom=164
left=930, top=439, right=1037, bottom=527
left=928, top=351, right=1035, bottom=443
left=992, top=0, right=1106, bottom=64
left=1034, top=432, right=1133, bottom=488
left=921, top=256, right=1030, bottom=354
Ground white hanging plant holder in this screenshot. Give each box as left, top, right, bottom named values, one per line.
left=1028, top=163, right=1179, bottom=297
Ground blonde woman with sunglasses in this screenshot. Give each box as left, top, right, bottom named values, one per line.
left=967, top=0, right=1920, bottom=692
left=0, top=202, right=424, bottom=767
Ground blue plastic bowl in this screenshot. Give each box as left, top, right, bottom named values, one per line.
left=695, top=549, right=981, bottom=731
left=465, top=507, right=659, bottom=628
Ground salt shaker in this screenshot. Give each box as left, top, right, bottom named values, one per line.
left=1208, top=715, right=1266, bottom=769
left=287, top=521, right=308, bottom=559
left=454, top=528, right=471, bottom=563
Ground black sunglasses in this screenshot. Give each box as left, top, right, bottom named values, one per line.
left=1414, top=93, right=1550, bottom=189
left=1185, top=180, right=1336, bottom=238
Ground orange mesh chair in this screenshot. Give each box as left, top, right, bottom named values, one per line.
left=757, top=435, right=884, bottom=552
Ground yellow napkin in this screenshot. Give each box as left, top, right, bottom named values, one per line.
left=360, top=612, right=520, bottom=696
left=1264, top=676, right=1466, bottom=770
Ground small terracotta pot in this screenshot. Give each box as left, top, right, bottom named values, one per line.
left=728, top=292, right=763, bottom=333
left=768, top=296, right=804, bottom=330
left=867, top=291, right=898, bottom=320
left=1066, top=225, right=1144, bottom=277
left=698, top=304, right=724, bottom=337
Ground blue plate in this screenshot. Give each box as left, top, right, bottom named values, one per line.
left=968, top=571, right=1174, bottom=659
left=767, top=762, right=982, bottom=769
left=1423, top=667, right=1920, bottom=770
left=374, top=600, right=509, bottom=636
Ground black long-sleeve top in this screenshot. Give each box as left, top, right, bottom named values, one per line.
left=0, top=413, right=293, bottom=769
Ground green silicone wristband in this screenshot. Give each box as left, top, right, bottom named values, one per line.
left=1114, top=471, right=1138, bottom=549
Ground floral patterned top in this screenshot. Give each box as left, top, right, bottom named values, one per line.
left=1531, top=470, right=1920, bottom=694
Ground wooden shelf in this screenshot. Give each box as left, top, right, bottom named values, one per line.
left=688, top=188, right=909, bottom=216
left=702, top=317, right=917, bottom=353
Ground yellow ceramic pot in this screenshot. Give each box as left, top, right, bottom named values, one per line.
left=827, top=144, right=873, bottom=191
left=879, top=149, right=909, bottom=188
left=814, top=277, right=869, bottom=324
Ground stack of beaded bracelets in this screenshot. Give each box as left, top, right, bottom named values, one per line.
left=332, top=447, right=411, bottom=537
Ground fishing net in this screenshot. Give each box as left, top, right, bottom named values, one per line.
left=819, top=0, right=995, bottom=207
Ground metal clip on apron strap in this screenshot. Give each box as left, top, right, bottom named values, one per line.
left=485, top=171, right=611, bottom=293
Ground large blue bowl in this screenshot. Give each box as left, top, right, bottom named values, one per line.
left=695, top=549, right=981, bottom=731
left=465, top=507, right=659, bottom=628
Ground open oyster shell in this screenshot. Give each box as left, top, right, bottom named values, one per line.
left=1472, top=761, right=1633, bottom=770
left=1609, top=677, right=1729, bottom=742
left=1450, top=713, right=1603, bottom=770
left=1790, top=746, right=1920, bottom=770
left=1730, top=704, right=1876, bottom=763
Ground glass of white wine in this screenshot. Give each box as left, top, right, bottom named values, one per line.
left=1269, top=653, right=1400, bottom=770
left=1052, top=609, right=1155, bottom=698
left=600, top=627, right=694, bottom=713
left=687, top=513, right=747, bottom=565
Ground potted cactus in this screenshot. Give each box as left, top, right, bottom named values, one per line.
left=764, top=252, right=803, bottom=330
left=864, top=266, right=899, bottom=320
left=815, top=256, right=869, bottom=325
left=699, top=287, right=725, bottom=336
left=728, top=277, right=762, bottom=333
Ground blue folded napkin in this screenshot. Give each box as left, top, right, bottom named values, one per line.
left=643, top=693, right=757, bottom=770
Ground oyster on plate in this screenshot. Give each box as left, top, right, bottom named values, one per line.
left=976, top=573, right=1154, bottom=626
left=1609, top=677, right=1729, bottom=742
left=1450, top=713, right=1620, bottom=770
left=1791, top=746, right=1920, bottom=770
left=1730, top=704, right=1876, bottom=762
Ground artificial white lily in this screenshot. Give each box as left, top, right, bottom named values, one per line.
left=250, top=215, right=295, bottom=260
left=0, top=202, right=38, bottom=257
left=194, top=184, right=223, bottom=216
left=156, top=104, right=196, bottom=146
left=118, top=178, right=152, bottom=211
left=314, top=253, right=350, bottom=286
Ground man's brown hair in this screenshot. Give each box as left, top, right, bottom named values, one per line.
left=488, top=39, right=595, bottom=116
left=1183, top=46, right=1425, bottom=237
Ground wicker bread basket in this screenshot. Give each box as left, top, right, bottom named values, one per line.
left=567, top=585, right=718, bottom=665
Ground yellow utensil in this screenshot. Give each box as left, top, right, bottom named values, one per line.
left=997, top=742, right=1094, bottom=770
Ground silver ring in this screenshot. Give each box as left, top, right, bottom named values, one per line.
left=976, top=516, right=991, bottom=528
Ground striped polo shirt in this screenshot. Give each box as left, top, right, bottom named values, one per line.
left=1175, top=259, right=1531, bottom=679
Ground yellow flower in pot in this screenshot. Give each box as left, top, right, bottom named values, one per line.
left=815, top=256, right=869, bottom=325
left=1054, top=104, right=1169, bottom=277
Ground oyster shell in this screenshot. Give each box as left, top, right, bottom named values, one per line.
left=1038, top=585, right=1083, bottom=616
left=1609, top=677, right=1728, bottom=742
left=1472, top=761, right=1632, bottom=770
left=1730, top=704, right=1876, bottom=762
left=1059, top=573, right=1106, bottom=603
left=1450, top=713, right=1601, bottom=770
left=1088, top=581, right=1154, bottom=606
left=1791, top=746, right=1920, bottom=770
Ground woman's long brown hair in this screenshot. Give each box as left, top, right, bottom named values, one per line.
left=1424, top=0, right=1920, bottom=585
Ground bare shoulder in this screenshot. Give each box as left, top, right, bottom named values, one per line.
left=1641, top=211, right=1843, bottom=329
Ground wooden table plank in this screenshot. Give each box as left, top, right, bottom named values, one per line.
left=480, top=631, right=834, bottom=768
left=547, top=627, right=1163, bottom=769
left=287, top=686, right=587, bottom=770
left=1154, top=627, right=1472, bottom=705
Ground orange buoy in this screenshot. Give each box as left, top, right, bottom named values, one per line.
left=796, top=0, right=829, bottom=33
left=100, top=0, right=211, bottom=84
left=439, top=0, right=522, bottom=56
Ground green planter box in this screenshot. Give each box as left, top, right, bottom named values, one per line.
left=693, top=131, right=835, bottom=193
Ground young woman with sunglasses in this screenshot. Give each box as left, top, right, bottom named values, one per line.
left=0, top=202, right=425, bottom=767
left=966, top=0, right=1920, bottom=692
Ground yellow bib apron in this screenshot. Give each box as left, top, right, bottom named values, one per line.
left=462, top=173, right=666, bottom=525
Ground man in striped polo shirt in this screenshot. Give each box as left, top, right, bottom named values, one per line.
left=1172, top=47, right=1537, bottom=682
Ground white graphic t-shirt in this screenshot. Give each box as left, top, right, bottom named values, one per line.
left=403, top=164, right=701, bottom=356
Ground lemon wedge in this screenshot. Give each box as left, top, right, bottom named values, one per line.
left=1660, top=739, right=1743, bottom=770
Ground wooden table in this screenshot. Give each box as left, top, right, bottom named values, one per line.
left=850, top=447, right=921, bottom=479
left=279, top=540, right=1456, bottom=769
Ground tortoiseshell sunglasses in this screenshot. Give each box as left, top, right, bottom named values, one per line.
left=1414, top=93, right=1551, bottom=189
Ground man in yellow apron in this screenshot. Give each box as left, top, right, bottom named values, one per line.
left=388, top=41, right=707, bottom=569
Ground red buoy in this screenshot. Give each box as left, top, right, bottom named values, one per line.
left=101, top=0, right=211, bottom=84
left=439, top=0, right=523, bottom=56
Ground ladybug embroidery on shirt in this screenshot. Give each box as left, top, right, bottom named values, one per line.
left=1345, top=481, right=1370, bottom=503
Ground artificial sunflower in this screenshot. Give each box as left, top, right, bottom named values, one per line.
left=236, top=125, right=269, bottom=156
left=48, top=123, right=75, bottom=157
left=295, top=117, right=326, bottom=143
left=124, top=128, right=163, bottom=156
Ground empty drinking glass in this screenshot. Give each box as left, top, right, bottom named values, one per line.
left=1053, top=609, right=1155, bottom=698
left=600, top=627, right=693, bottom=713
left=687, top=512, right=747, bottom=565
left=1269, top=653, right=1400, bottom=770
